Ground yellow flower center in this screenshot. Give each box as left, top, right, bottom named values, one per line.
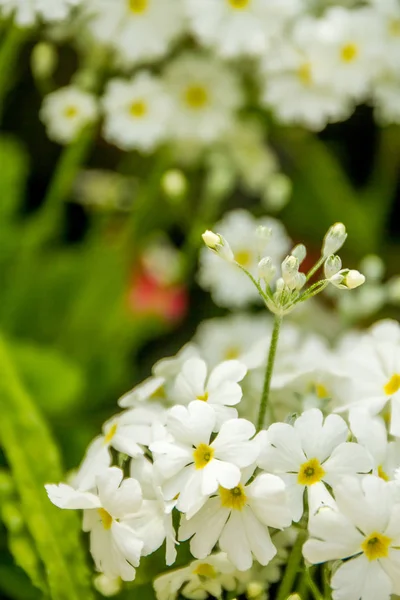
left=98, top=508, right=113, bottom=530
left=297, top=458, right=326, bottom=486
left=129, top=100, right=147, bottom=118
left=197, top=391, right=209, bottom=402
left=193, top=563, right=217, bottom=579
left=361, top=532, right=392, bottom=561
left=235, top=250, right=252, bottom=267
left=389, top=18, right=400, bottom=37
left=193, top=443, right=214, bottom=469
left=224, top=346, right=240, bottom=360
left=184, top=85, right=208, bottom=109
left=298, top=62, right=312, bottom=86
left=64, top=105, right=78, bottom=119
left=219, top=484, right=247, bottom=510
left=340, top=43, right=358, bottom=63
left=104, top=423, right=118, bottom=445
left=227, top=0, right=250, bottom=8
left=128, top=0, right=148, bottom=13
left=315, top=384, right=329, bottom=400
left=378, top=465, right=390, bottom=482
left=384, top=373, right=400, bottom=396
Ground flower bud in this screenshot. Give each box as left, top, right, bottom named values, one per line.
left=345, top=269, right=366, bottom=289
left=281, top=255, right=300, bottom=288
left=322, top=223, right=347, bottom=257
left=291, top=244, right=306, bottom=264
left=258, top=256, right=276, bottom=283
left=202, top=230, right=234, bottom=262
left=324, top=255, right=342, bottom=279
left=329, top=269, right=365, bottom=289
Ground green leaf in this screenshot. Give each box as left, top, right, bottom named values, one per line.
left=0, top=334, right=94, bottom=600
left=0, top=134, right=29, bottom=221
left=8, top=340, right=84, bottom=416
left=0, top=469, right=47, bottom=595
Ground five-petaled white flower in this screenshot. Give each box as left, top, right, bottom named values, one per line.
left=258, top=408, right=372, bottom=521
left=303, top=475, right=400, bottom=600
left=179, top=469, right=292, bottom=571
left=46, top=467, right=144, bottom=581
left=174, top=357, right=247, bottom=429
left=150, top=401, right=259, bottom=518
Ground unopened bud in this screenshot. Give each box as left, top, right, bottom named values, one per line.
left=202, top=230, right=234, bottom=262
left=258, top=256, right=276, bottom=283
left=281, top=255, right=300, bottom=288
left=330, top=269, right=365, bottom=290
left=291, top=244, right=307, bottom=264
left=287, top=595, right=302, bottom=600
left=247, top=581, right=265, bottom=598
left=94, top=574, right=121, bottom=597
left=294, top=272, right=306, bottom=290
left=346, top=269, right=366, bottom=289
left=324, top=255, right=342, bottom=279
left=31, top=42, right=58, bottom=80
left=322, top=223, right=347, bottom=257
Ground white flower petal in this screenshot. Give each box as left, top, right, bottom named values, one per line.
left=111, top=521, right=143, bottom=573
left=246, top=473, right=292, bottom=529
left=207, top=360, right=247, bottom=390
left=72, top=436, right=111, bottom=492
left=119, top=376, right=165, bottom=407
left=45, top=484, right=100, bottom=510
left=97, top=468, right=142, bottom=518
left=219, top=511, right=252, bottom=571
left=331, top=555, right=392, bottom=600
left=179, top=498, right=229, bottom=558
left=335, top=476, right=392, bottom=534
left=242, top=507, right=277, bottom=566
left=258, top=423, right=305, bottom=472
left=213, top=419, right=258, bottom=466
left=202, top=460, right=241, bottom=495
left=167, top=401, right=215, bottom=446
left=174, top=358, right=208, bottom=403
left=323, top=442, right=372, bottom=486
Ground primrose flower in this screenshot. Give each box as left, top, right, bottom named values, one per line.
left=150, top=401, right=259, bottom=518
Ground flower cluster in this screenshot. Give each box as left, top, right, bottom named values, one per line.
left=46, top=219, right=400, bottom=600
left=8, top=0, right=399, bottom=149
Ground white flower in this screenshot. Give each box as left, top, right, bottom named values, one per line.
left=72, top=405, right=166, bottom=491
left=337, top=323, right=400, bottom=436
left=303, top=475, right=400, bottom=600
left=185, top=0, right=300, bottom=58
left=174, top=357, right=247, bottom=428
left=46, top=467, right=144, bottom=581
left=258, top=408, right=372, bottom=522
left=129, top=456, right=177, bottom=565
left=370, top=0, right=400, bottom=72
left=102, top=73, right=171, bottom=152
left=164, top=53, right=242, bottom=144
left=40, top=86, right=98, bottom=145
left=83, top=0, right=185, bottom=66
left=308, top=7, right=381, bottom=100
left=179, top=470, right=292, bottom=571
left=350, top=411, right=400, bottom=482
left=0, top=0, right=80, bottom=25
left=150, top=401, right=259, bottom=518
left=194, top=313, right=270, bottom=370
left=198, top=210, right=290, bottom=308
left=261, top=23, right=352, bottom=131
left=154, top=553, right=237, bottom=600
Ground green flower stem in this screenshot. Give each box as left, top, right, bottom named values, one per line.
left=276, top=527, right=307, bottom=600
left=257, top=314, right=282, bottom=431
left=25, top=125, right=96, bottom=248
left=306, top=255, right=325, bottom=282
left=305, top=568, right=325, bottom=600
left=0, top=25, right=28, bottom=122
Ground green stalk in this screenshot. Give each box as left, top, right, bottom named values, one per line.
left=0, top=25, right=28, bottom=122
left=25, top=125, right=96, bottom=247
left=305, top=568, right=324, bottom=600
left=306, top=255, right=325, bottom=282
left=257, top=314, right=282, bottom=431
left=276, top=528, right=307, bottom=600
